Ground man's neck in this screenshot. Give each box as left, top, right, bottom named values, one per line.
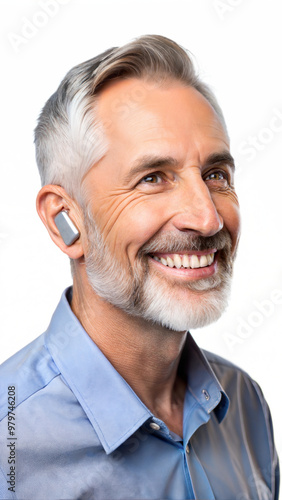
left=71, top=277, right=188, bottom=436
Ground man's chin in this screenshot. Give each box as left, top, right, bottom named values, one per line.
left=137, top=274, right=232, bottom=332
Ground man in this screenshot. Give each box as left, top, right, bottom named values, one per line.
left=0, top=35, right=279, bottom=499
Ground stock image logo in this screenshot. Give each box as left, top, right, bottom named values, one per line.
left=8, top=0, right=71, bottom=53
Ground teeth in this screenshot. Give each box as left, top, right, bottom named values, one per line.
left=166, top=256, right=174, bottom=268
left=182, top=255, right=190, bottom=268
left=152, top=252, right=215, bottom=269
left=207, top=254, right=213, bottom=265
left=190, top=255, right=200, bottom=268
left=173, top=255, right=182, bottom=269
left=200, top=255, right=208, bottom=267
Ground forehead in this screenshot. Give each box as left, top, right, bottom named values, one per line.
left=93, top=78, right=229, bottom=176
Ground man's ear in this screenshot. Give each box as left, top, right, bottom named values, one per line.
left=36, top=185, right=84, bottom=259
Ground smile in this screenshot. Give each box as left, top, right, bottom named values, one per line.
left=150, top=251, right=216, bottom=269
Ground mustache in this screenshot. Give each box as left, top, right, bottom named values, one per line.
left=139, top=228, right=232, bottom=256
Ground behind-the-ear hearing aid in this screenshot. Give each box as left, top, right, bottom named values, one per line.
left=54, top=211, right=80, bottom=246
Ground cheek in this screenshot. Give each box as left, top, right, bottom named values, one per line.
left=215, top=194, right=241, bottom=253
left=95, top=195, right=167, bottom=258
left=227, top=207, right=241, bottom=254
left=117, top=204, right=166, bottom=251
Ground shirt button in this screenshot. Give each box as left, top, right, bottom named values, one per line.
left=202, top=389, right=210, bottom=401
left=150, top=422, right=161, bottom=431
left=186, top=443, right=190, bottom=454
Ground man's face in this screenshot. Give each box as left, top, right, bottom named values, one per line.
left=81, top=78, right=240, bottom=331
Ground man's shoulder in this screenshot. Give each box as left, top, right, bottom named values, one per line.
left=204, top=348, right=251, bottom=376
left=204, top=348, right=255, bottom=384
left=0, top=333, right=60, bottom=421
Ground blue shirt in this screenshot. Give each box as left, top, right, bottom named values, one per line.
left=0, top=288, right=279, bottom=500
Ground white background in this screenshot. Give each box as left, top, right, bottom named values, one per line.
left=1, top=0, right=282, bottom=460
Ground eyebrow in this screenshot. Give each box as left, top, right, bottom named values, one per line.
left=123, top=150, right=235, bottom=184
left=205, top=151, right=235, bottom=170
left=123, top=156, right=178, bottom=184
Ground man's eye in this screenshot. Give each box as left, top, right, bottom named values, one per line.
left=140, top=173, right=162, bottom=184
left=205, top=171, right=228, bottom=183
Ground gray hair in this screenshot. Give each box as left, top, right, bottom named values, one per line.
left=34, top=34, right=227, bottom=199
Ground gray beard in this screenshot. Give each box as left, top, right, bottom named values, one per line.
left=84, top=211, right=234, bottom=331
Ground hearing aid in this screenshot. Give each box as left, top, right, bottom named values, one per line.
left=54, top=211, right=80, bottom=246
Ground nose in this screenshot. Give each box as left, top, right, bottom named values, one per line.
left=170, top=176, right=223, bottom=237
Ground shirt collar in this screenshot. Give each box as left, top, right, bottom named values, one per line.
left=180, top=334, right=229, bottom=423
left=45, top=288, right=229, bottom=454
